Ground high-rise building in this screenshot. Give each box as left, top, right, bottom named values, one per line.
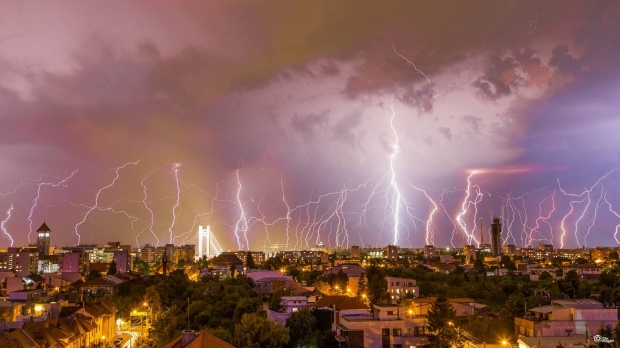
left=350, top=246, right=360, bottom=259
left=491, top=218, right=502, bottom=256
left=424, top=245, right=435, bottom=260
left=36, top=222, right=51, bottom=256
left=0, top=247, right=40, bottom=276
left=386, top=245, right=398, bottom=261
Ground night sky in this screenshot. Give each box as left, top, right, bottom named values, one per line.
left=2, top=1, right=620, bottom=251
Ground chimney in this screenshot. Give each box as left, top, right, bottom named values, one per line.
left=181, top=330, right=197, bottom=346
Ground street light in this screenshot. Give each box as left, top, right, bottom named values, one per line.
left=143, top=302, right=153, bottom=330
left=502, top=341, right=514, bottom=348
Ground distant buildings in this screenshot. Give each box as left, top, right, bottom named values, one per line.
left=350, top=246, right=360, bottom=259
left=503, top=244, right=517, bottom=256
left=386, top=245, right=398, bottom=262
left=463, top=245, right=476, bottom=263
left=385, top=276, right=419, bottom=301
left=221, top=251, right=265, bottom=267
left=424, top=245, right=435, bottom=260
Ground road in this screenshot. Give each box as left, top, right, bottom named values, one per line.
left=114, top=331, right=140, bottom=348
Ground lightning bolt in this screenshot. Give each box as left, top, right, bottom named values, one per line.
left=410, top=185, right=439, bottom=246
left=388, top=96, right=404, bottom=245
left=168, top=163, right=182, bottom=244
left=73, top=161, right=140, bottom=244
left=234, top=169, right=250, bottom=250
left=583, top=187, right=604, bottom=247
left=456, top=171, right=482, bottom=246
left=557, top=168, right=617, bottom=247
left=391, top=43, right=431, bottom=84
left=137, top=167, right=161, bottom=247
left=560, top=197, right=587, bottom=249
left=27, top=170, right=78, bottom=243
left=1, top=204, right=14, bottom=246
left=528, top=190, right=556, bottom=247
left=604, top=193, right=620, bottom=244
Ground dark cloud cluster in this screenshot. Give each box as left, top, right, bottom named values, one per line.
left=2, top=1, right=620, bottom=248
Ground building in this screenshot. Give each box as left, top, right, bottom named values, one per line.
left=0, top=247, right=40, bottom=277
left=350, top=246, right=360, bottom=259
left=113, top=250, right=131, bottom=273
left=385, top=277, right=419, bottom=301
left=561, top=263, right=602, bottom=279
left=554, top=248, right=589, bottom=260
left=503, top=244, right=517, bottom=256
left=36, top=222, right=51, bottom=256
left=424, top=245, right=435, bottom=260
left=463, top=245, right=476, bottom=264
left=514, top=299, right=617, bottom=337
left=335, top=303, right=435, bottom=348
left=178, top=244, right=196, bottom=263
left=408, top=298, right=484, bottom=318
left=386, top=245, right=398, bottom=262
left=212, top=253, right=244, bottom=274
left=592, top=246, right=616, bottom=261
left=59, top=252, right=83, bottom=273
left=275, top=250, right=327, bottom=264
left=491, top=218, right=502, bottom=256
left=164, top=330, right=235, bottom=348
left=221, top=251, right=265, bottom=266
left=479, top=244, right=491, bottom=254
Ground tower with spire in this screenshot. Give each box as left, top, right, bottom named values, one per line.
left=36, top=222, right=51, bottom=256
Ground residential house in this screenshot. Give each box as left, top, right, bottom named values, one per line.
left=514, top=299, right=617, bottom=337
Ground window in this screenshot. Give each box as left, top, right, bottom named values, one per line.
left=394, top=345, right=403, bottom=348
left=382, top=328, right=390, bottom=336
left=387, top=310, right=397, bottom=315
left=393, top=328, right=402, bottom=336
left=292, top=308, right=299, bottom=312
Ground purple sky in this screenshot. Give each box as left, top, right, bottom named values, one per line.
left=2, top=1, right=620, bottom=251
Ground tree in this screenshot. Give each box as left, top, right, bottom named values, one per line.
left=426, top=295, right=460, bottom=348
left=285, top=307, right=317, bottom=348
left=473, top=259, right=486, bottom=274
left=574, top=258, right=589, bottom=264
left=597, top=324, right=613, bottom=348
left=86, top=270, right=102, bottom=281
left=610, top=251, right=620, bottom=261
left=366, top=266, right=389, bottom=308
left=539, top=271, right=552, bottom=280
left=565, top=269, right=580, bottom=281
left=246, top=253, right=256, bottom=270
left=109, top=261, right=117, bottom=275
left=357, top=273, right=368, bottom=301
left=268, top=288, right=287, bottom=312
left=612, top=321, right=620, bottom=348
left=500, top=296, right=522, bottom=340
left=464, top=315, right=497, bottom=343
left=233, top=313, right=289, bottom=348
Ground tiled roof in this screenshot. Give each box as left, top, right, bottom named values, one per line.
left=163, top=330, right=235, bottom=348
left=312, top=295, right=369, bottom=310
left=37, top=222, right=51, bottom=232
left=551, top=299, right=604, bottom=309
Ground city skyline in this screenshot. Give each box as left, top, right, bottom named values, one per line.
left=2, top=1, right=620, bottom=250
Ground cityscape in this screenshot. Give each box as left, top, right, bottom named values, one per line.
left=2, top=1, right=620, bottom=348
